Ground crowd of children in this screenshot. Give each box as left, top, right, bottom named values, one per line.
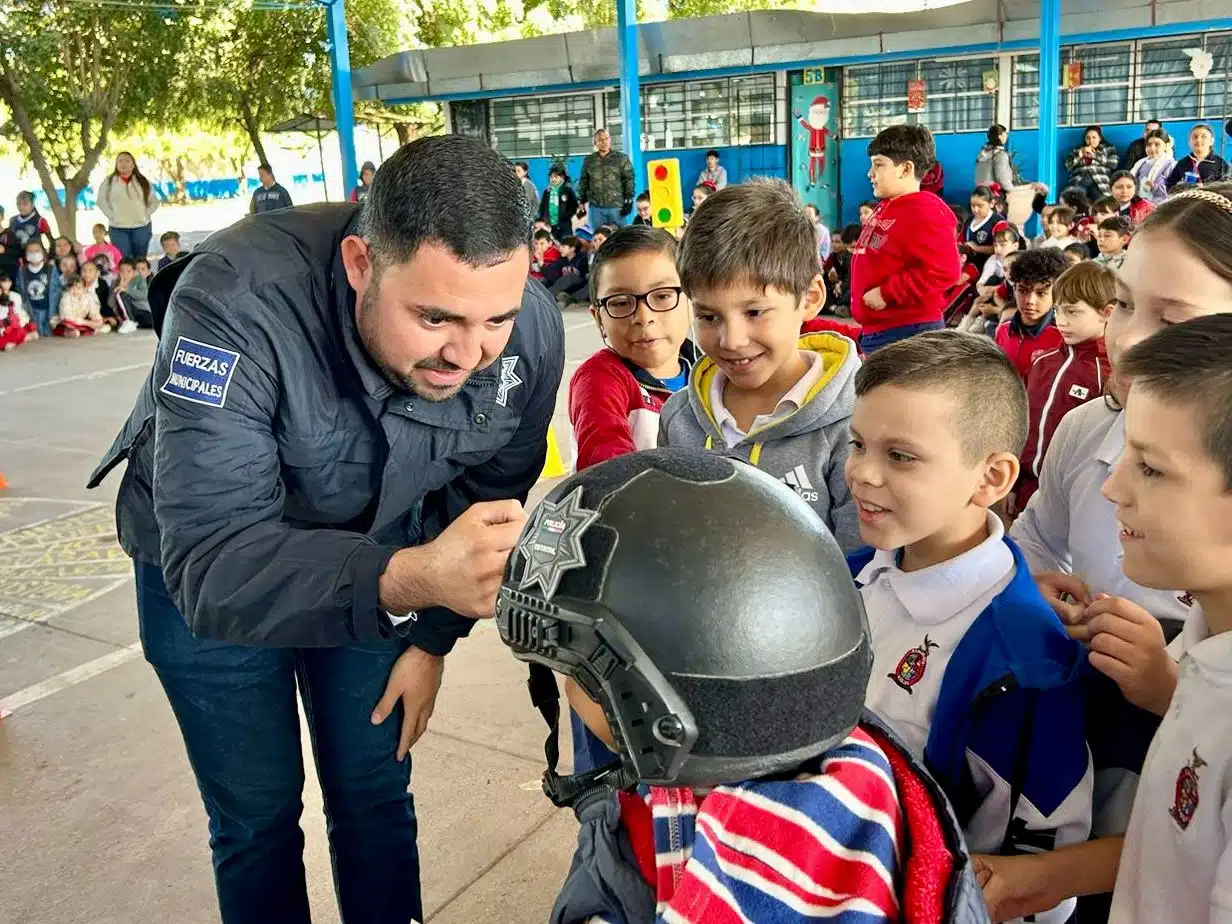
left=545, top=114, right=1232, bottom=920
left=0, top=193, right=187, bottom=352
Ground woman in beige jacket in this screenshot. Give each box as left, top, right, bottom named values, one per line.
left=97, top=152, right=159, bottom=260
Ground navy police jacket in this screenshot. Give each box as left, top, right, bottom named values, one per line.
left=89, top=203, right=565, bottom=653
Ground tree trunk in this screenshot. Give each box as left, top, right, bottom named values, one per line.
left=394, top=122, right=413, bottom=146
left=239, top=94, right=270, bottom=167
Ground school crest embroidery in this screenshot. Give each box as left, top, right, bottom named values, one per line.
left=889, top=634, right=940, bottom=694
left=1177, top=591, right=1196, bottom=608
left=1170, top=747, right=1207, bottom=830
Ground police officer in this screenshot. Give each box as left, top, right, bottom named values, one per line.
left=89, top=135, right=564, bottom=924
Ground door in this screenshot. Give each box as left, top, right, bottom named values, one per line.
left=790, top=69, right=841, bottom=233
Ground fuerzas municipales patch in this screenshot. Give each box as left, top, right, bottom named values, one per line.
left=160, top=336, right=241, bottom=408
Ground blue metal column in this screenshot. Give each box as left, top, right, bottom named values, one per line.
left=617, top=0, right=644, bottom=195
left=1037, top=0, right=1062, bottom=193
left=326, top=0, right=359, bottom=197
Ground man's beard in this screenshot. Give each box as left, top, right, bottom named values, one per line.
left=357, top=282, right=470, bottom=402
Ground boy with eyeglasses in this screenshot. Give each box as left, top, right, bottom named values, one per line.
left=658, top=179, right=861, bottom=549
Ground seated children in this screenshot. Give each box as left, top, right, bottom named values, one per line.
left=498, top=448, right=986, bottom=924
left=0, top=272, right=35, bottom=349
left=542, top=235, right=588, bottom=307
left=135, top=257, right=152, bottom=281
left=1100, top=315, right=1232, bottom=924
left=1087, top=197, right=1120, bottom=258
left=529, top=229, right=559, bottom=281
left=55, top=273, right=106, bottom=337
left=658, top=179, right=861, bottom=549
left=977, top=224, right=1020, bottom=294
left=80, top=260, right=111, bottom=323
left=825, top=222, right=861, bottom=316
left=850, top=124, right=962, bottom=352
left=158, top=231, right=185, bottom=271
left=859, top=199, right=877, bottom=225
left=1109, top=170, right=1155, bottom=226
left=1040, top=205, right=1080, bottom=250
left=962, top=185, right=1005, bottom=273
left=1094, top=216, right=1132, bottom=270
left=689, top=184, right=711, bottom=215
left=804, top=202, right=832, bottom=262
left=112, top=258, right=150, bottom=329
left=996, top=248, right=1067, bottom=379
left=17, top=239, right=58, bottom=337
left=1063, top=242, right=1090, bottom=266
left=82, top=223, right=122, bottom=278
left=1014, top=261, right=1113, bottom=513
left=587, top=224, right=616, bottom=272
left=846, top=330, right=1092, bottom=924
left=631, top=191, right=652, bottom=226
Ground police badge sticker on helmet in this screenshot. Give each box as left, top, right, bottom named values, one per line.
left=497, top=447, right=874, bottom=794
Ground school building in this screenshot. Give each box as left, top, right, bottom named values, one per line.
left=352, top=0, right=1231, bottom=230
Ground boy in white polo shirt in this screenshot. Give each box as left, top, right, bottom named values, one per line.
left=845, top=330, right=1093, bottom=924
left=658, top=178, right=861, bottom=549
left=1099, top=315, right=1232, bottom=924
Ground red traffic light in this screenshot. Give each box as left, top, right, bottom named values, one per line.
left=653, top=164, right=669, bottom=182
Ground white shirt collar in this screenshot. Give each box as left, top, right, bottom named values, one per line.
left=1095, top=406, right=1125, bottom=466
left=711, top=350, right=822, bottom=442
left=855, top=511, right=1014, bottom=626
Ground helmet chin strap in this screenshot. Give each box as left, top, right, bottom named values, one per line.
left=527, top=663, right=638, bottom=809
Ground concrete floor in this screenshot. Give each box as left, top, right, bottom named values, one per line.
left=0, top=309, right=606, bottom=924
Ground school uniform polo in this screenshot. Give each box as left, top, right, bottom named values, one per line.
left=1109, top=609, right=1232, bottom=924
left=710, top=349, right=826, bottom=449
left=859, top=510, right=1015, bottom=762
left=1011, top=399, right=1199, bottom=631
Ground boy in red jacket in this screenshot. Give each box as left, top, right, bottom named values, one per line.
left=850, top=124, right=961, bottom=352
left=1012, top=261, right=1113, bottom=513
left=995, top=248, right=1066, bottom=380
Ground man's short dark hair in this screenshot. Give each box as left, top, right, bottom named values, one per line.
left=160, top=231, right=180, bottom=244
left=705, top=149, right=720, bottom=160
left=866, top=124, right=936, bottom=176
left=677, top=178, right=820, bottom=299
left=856, top=330, right=1028, bottom=460
left=840, top=223, right=862, bottom=245
left=1009, top=248, right=1069, bottom=288
left=1099, top=216, right=1132, bottom=236
left=1121, top=315, right=1232, bottom=489
left=589, top=225, right=678, bottom=303
left=358, top=135, right=532, bottom=270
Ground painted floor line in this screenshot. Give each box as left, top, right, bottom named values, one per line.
left=0, top=361, right=150, bottom=397
left=0, top=575, right=134, bottom=641
left=0, top=642, right=141, bottom=717
left=0, top=500, right=106, bottom=537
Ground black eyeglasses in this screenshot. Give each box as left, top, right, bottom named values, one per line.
left=596, top=286, right=683, bottom=319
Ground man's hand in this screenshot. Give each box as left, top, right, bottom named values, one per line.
left=971, top=854, right=1055, bottom=923
left=1078, top=594, right=1177, bottom=715
left=1034, top=570, right=1091, bottom=626
left=371, top=646, right=445, bottom=760
left=381, top=499, right=527, bottom=619
left=863, top=286, right=887, bottom=310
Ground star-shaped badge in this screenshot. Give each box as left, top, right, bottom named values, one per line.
left=515, top=486, right=599, bottom=600
left=496, top=355, right=523, bottom=408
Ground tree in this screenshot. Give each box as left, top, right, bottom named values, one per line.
left=0, top=0, right=188, bottom=242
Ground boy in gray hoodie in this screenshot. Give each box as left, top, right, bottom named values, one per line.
left=658, top=178, right=861, bottom=549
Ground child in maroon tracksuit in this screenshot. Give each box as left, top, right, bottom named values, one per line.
left=995, top=248, right=1066, bottom=380
left=850, top=125, right=961, bottom=353
left=1014, top=262, right=1114, bottom=514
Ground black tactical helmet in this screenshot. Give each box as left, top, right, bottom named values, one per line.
left=497, top=448, right=872, bottom=797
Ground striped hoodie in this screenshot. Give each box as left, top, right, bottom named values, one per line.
left=588, top=725, right=903, bottom=923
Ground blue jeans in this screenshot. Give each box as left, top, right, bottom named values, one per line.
left=860, top=319, right=945, bottom=354
left=588, top=206, right=624, bottom=231
left=30, top=303, right=52, bottom=337
left=110, top=223, right=153, bottom=260
left=136, top=561, right=421, bottom=924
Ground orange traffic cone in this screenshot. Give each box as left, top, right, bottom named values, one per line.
left=0, top=471, right=7, bottom=491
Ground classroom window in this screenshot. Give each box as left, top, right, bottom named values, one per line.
left=449, top=100, right=489, bottom=144
left=489, top=93, right=597, bottom=158
left=1138, top=32, right=1232, bottom=121
left=1012, top=42, right=1134, bottom=129
left=841, top=57, right=996, bottom=138
left=606, top=75, right=776, bottom=150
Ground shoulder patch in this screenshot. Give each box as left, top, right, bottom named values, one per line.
left=160, top=336, right=241, bottom=408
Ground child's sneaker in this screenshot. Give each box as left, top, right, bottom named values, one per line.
left=118, top=320, right=138, bottom=334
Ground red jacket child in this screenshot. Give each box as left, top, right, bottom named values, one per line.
left=850, top=191, right=961, bottom=336
left=568, top=341, right=701, bottom=472
left=1016, top=338, right=1110, bottom=508
left=995, top=311, right=1065, bottom=381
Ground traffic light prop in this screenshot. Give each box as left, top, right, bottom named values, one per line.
left=648, top=158, right=683, bottom=229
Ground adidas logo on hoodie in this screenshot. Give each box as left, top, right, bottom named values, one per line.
left=781, top=465, right=820, bottom=503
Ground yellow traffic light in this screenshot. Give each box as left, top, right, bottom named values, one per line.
left=648, top=158, right=683, bottom=229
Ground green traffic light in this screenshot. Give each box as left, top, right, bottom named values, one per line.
left=657, top=206, right=673, bottom=223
